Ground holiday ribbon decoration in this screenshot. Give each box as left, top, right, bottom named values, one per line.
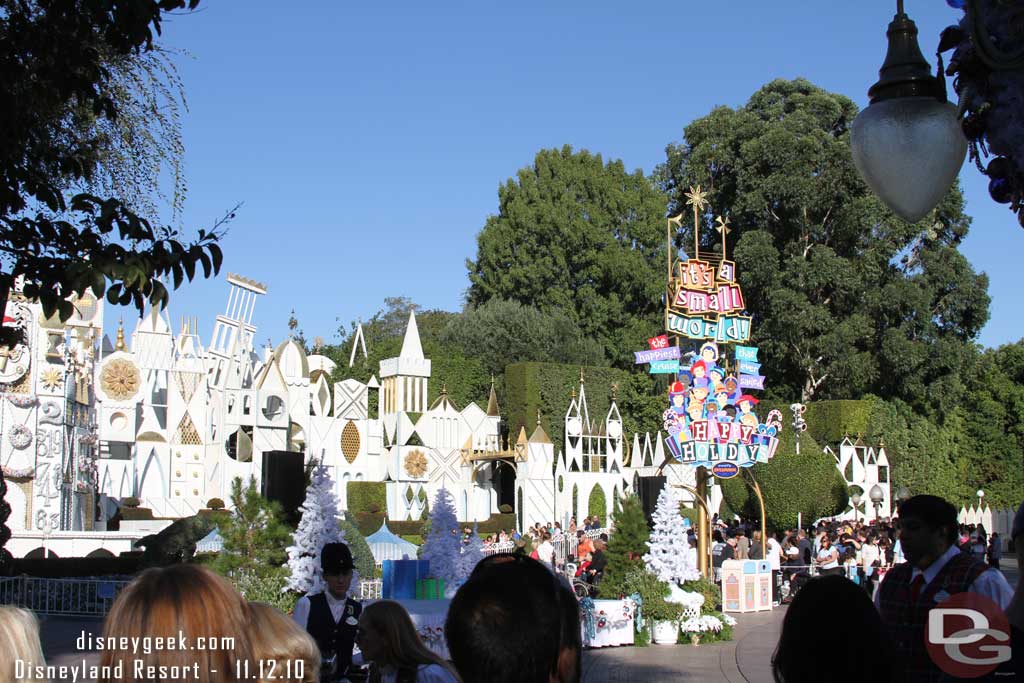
left=579, top=597, right=597, bottom=640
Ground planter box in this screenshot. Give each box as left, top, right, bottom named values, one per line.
left=651, top=620, right=679, bottom=645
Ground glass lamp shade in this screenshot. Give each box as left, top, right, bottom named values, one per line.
left=851, top=96, right=967, bottom=223
left=850, top=493, right=862, bottom=507
left=869, top=484, right=885, bottom=504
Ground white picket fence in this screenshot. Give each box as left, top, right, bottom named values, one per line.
left=958, top=505, right=1016, bottom=552
left=357, top=579, right=383, bottom=600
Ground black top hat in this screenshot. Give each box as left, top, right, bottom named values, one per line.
left=321, top=542, right=354, bottom=574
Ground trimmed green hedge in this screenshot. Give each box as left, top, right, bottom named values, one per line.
left=719, top=399, right=846, bottom=530
left=588, top=486, right=607, bottom=526
left=804, top=400, right=872, bottom=447
left=347, top=481, right=386, bottom=515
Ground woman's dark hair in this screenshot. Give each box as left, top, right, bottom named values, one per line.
left=772, top=575, right=895, bottom=683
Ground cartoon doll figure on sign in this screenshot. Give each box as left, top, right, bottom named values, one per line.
left=690, top=360, right=710, bottom=389
left=698, top=341, right=720, bottom=376
left=709, top=366, right=726, bottom=394
left=724, top=375, right=742, bottom=403
left=663, top=380, right=688, bottom=435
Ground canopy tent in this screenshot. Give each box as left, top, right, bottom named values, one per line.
left=195, top=527, right=224, bottom=554
left=365, top=521, right=419, bottom=566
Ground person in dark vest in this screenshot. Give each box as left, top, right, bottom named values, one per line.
left=874, top=495, right=1013, bottom=682
left=292, top=542, right=363, bottom=681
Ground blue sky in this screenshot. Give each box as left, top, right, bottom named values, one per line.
left=115, top=1, right=1022, bottom=351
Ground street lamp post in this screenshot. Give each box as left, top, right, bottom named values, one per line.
left=869, top=484, right=885, bottom=523
left=850, top=492, right=862, bottom=523
left=977, top=489, right=985, bottom=510
left=850, top=0, right=967, bottom=223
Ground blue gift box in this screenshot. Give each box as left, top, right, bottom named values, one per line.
left=382, top=559, right=430, bottom=600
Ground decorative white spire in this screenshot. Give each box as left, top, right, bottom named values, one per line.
left=400, top=310, right=424, bottom=360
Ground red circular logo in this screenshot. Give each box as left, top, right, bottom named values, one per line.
left=924, top=592, right=1011, bottom=678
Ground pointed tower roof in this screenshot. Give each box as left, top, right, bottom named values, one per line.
left=486, top=375, right=500, bottom=416
left=400, top=311, right=424, bottom=360
left=529, top=408, right=552, bottom=444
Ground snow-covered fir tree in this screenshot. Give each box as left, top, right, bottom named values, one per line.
left=286, top=463, right=351, bottom=595
left=420, top=488, right=463, bottom=596
left=458, top=522, right=484, bottom=579
left=643, top=483, right=700, bottom=584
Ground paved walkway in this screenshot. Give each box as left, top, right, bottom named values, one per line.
left=582, top=609, right=781, bottom=683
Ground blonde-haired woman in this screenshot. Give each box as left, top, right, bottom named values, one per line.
left=247, top=602, right=319, bottom=683
left=98, top=564, right=255, bottom=682
left=0, top=606, right=47, bottom=683
left=356, top=600, right=459, bottom=683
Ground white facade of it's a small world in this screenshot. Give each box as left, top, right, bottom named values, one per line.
left=3, top=274, right=697, bottom=558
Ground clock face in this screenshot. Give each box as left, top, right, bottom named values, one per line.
left=607, top=421, right=622, bottom=438
left=566, top=417, right=582, bottom=437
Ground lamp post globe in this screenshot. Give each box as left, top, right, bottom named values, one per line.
left=850, top=2, right=967, bottom=223
left=850, top=492, right=862, bottom=522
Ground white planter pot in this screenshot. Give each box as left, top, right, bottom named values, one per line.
left=651, top=620, right=679, bottom=644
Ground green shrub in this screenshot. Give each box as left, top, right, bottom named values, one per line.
left=804, top=400, right=872, bottom=447
left=121, top=497, right=140, bottom=508
left=120, top=507, right=154, bottom=521
left=229, top=566, right=300, bottom=614
left=347, top=482, right=386, bottom=515
left=622, top=567, right=680, bottom=623
left=339, top=516, right=379, bottom=579
left=353, top=512, right=385, bottom=536
left=681, top=577, right=722, bottom=615
left=598, top=495, right=649, bottom=599
left=137, top=515, right=218, bottom=567
left=720, top=405, right=845, bottom=529
left=498, top=504, right=513, bottom=514
left=206, top=498, right=226, bottom=510
left=588, top=487, right=607, bottom=526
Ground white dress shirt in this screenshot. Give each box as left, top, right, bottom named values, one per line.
left=292, top=590, right=348, bottom=631
left=874, top=544, right=1014, bottom=610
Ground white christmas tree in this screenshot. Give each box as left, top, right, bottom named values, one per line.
left=286, top=463, right=350, bottom=595
left=420, top=488, right=463, bottom=596
left=458, top=522, right=485, bottom=579
left=643, top=483, right=700, bottom=585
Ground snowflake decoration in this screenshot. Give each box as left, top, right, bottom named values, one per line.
left=404, top=449, right=428, bottom=478
left=41, top=367, right=63, bottom=392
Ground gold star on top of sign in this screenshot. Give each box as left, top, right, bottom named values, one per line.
left=684, top=185, right=709, bottom=213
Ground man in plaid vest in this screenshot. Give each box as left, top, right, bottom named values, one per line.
left=875, top=495, right=1013, bottom=682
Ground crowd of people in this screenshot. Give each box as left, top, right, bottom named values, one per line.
left=772, top=495, right=1023, bottom=682
left=2, top=496, right=1022, bottom=683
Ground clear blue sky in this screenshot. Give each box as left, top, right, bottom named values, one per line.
left=115, top=1, right=1022, bottom=352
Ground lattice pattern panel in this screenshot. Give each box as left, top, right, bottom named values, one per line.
left=174, top=371, right=201, bottom=403
left=341, top=421, right=360, bottom=464
left=173, top=413, right=203, bottom=445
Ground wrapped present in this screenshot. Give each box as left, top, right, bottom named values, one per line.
left=415, top=578, right=445, bottom=600
left=382, top=559, right=430, bottom=600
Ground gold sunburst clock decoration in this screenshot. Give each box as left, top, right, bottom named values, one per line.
left=101, top=358, right=140, bottom=401
left=40, top=367, right=63, bottom=392
left=404, top=449, right=428, bottom=478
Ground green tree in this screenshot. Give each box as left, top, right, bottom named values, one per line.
left=466, top=146, right=669, bottom=366
left=598, top=495, right=650, bottom=599
left=212, top=477, right=293, bottom=576
left=0, top=0, right=226, bottom=331
left=339, top=516, right=379, bottom=579
left=656, top=79, right=989, bottom=415
left=440, top=298, right=606, bottom=374
left=588, top=486, right=607, bottom=526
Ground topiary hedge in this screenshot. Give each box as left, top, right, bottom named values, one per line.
left=347, top=481, right=386, bottom=515
left=588, top=486, right=607, bottom=526
left=719, top=401, right=846, bottom=531
left=339, top=516, right=379, bottom=578
left=804, top=400, right=872, bottom=448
